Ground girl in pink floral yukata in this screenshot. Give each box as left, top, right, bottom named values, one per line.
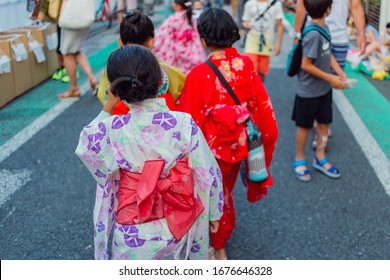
left=75, top=45, right=223, bottom=260
left=153, top=0, right=206, bottom=74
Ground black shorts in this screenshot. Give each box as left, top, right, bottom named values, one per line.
left=292, top=89, right=333, bottom=128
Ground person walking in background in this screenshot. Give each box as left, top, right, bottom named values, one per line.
left=294, top=0, right=366, bottom=69
left=57, top=0, right=98, bottom=99
left=153, top=0, right=206, bottom=74
left=242, top=0, right=284, bottom=82
left=177, top=8, right=278, bottom=260
left=96, top=10, right=186, bottom=113
left=76, top=45, right=223, bottom=260
left=116, top=0, right=137, bottom=25
left=292, top=0, right=347, bottom=182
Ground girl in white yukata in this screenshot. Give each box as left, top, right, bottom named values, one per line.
left=75, top=45, right=223, bottom=260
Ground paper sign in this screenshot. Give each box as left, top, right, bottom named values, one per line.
left=11, top=43, right=28, bottom=62
left=0, top=55, right=11, bottom=74
left=46, top=33, right=58, bottom=51
left=28, top=40, right=46, bottom=63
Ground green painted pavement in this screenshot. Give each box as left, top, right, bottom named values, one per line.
left=343, top=63, right=390, bottom=159
left=0, top=40, right=119, bottom=146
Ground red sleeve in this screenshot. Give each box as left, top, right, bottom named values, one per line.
left=176, top=64, right=210, bottom=130
left=246, top=62, right=279, bottom=203
left=113, top=101, right=130, bottom=115
left=161, top=92, right=176, bottom=111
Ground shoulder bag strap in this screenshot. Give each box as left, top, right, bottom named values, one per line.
left=255, top=0, right=278, bottom=21
left=302, top=25, right=332, bottom=42
left=205, top=59, right=241, bottom=106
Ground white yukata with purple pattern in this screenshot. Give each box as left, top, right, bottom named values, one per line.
left=75, top=98, right=223, bottom=260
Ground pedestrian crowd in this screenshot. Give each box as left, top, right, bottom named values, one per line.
left=31, top=0, right=386, bottom=260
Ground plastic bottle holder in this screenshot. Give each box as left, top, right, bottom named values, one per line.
left=247, top=137, right=268, bottom=182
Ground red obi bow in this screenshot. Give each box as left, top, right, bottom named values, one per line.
left=116, top=158, right=204, bottom=240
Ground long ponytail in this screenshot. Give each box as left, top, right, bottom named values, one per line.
left=175, top=0, right=193, bottom=26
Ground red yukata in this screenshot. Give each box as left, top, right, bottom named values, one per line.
left=177, top=48, right=278, bottom=249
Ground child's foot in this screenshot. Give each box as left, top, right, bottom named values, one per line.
left=293, top=160, right=312, bottom=182
left=214, top=248, right=227, bottom=260
left=312, top=156, right=340, bottom=179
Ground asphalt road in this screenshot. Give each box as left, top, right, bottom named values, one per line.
left=0, top=9, right=389, bottom=260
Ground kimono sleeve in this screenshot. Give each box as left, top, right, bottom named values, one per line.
left=188, top=118, right=223, bottom=222
left=246, top=63, right=279, bottom=203
left=75, top=111, right=118, bottom=186
left=176, top=67, right=209, bottom=129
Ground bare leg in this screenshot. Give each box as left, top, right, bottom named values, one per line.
left=315, top=123, right=332, bottom=169
left=63, top=54, right=78, bottom=90
left=117, top=10, right=124, bottom=25
left=75, top=52, right=94, bottom=81
left=295, top=126, right=311, bottom=179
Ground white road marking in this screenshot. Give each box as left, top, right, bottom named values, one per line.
left=333, top=89, right=390, bottom=193
left=0, top=169, right=32, bottom=207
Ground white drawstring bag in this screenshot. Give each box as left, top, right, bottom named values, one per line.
left=58, top=0, right=95, bottom=29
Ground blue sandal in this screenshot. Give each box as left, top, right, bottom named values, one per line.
left=293, top=160, right=312, bottom=182
left=312, top=156, right=341, bottom=179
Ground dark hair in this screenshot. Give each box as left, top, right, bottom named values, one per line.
left=175, top=0, right=193, bottom=26
left=304, top=0, right=332, bottom=19
left=107, top=46, right=161, bottom=104
left=197, top=8, right=240, bottom=48
left=387, top=22, right=390, bottom=29
left=120, top=10, right=155, bottom=45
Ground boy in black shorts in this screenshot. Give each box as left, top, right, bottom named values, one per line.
left=292, top=0, right=348, bottom=181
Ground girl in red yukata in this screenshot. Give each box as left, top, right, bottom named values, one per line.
left=177, top=8, right=278, bottom=260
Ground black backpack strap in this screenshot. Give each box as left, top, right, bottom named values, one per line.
left=255, top=0, right=278, bottom=21
left=205, top=59, right=241, bottom=106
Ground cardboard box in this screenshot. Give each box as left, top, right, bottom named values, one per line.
left=21, top=24, right=59, bottom=76
left=0, top=34, right=33, bottom=97
left=0, top=40, right=16, bottom=108
left=2, top=29, right=48, bottom=87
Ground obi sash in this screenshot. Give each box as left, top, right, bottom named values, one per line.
left=116, top=158, right=204, bottom=240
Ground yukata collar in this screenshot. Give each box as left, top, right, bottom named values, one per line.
left=208, top=48, right=238, bottom=60
left=128, top=98, right=168, bottom=114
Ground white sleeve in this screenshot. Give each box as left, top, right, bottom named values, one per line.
left=274, top=1, right=285, bottom=20
left=242, top=1, right=253, bottom=22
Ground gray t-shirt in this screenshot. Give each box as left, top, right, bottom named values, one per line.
left=297, top=22, right=332, bottom=98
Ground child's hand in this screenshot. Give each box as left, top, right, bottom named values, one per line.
left=329, top=75, right=346, bottom=89
left=103, top=89, right=120, bottom=114
left=209, top=221, right=219, bottom=233
left=243, top=22, right=251, bottom=30
left=274, top=45, right=281, bottom=56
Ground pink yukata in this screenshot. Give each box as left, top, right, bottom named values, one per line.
left=153, top=10, right=206, bottom=74
left=75, top=98, right=223, bottom=260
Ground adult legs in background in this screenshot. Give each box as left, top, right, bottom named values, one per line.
left=117, top=0, right=138, bottom=24
left=210, top=160, right=241, bottom=260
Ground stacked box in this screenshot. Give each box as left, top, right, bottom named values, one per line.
left=0, top=39, right=16, bottom=108
left=0, top=34, right=33, bottom=97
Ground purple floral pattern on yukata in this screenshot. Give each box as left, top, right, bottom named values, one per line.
left=152, top=112, right=177, bottom=130
left=111, top=115, right=131, bottom=129
left=117, top=159, right=132, bottom=171
left=173, top=131, right=181, bottom=141
left=190, top=240, right=201, bottom=253
left=83, top=150, right=103, bottom=169
left=218, top=191, right=223, bottom=212
left=119, top=225, right=146, bottom=247
left=95, top=169, right=106, bottom=178
left=140, top=125, right=165, bottom=146
left=95, top=222, right=105, bottom=236
left=191, top=140, right=200, bottom=152
left=190, top=119, right=198, bottom=135
left=194, top=167, right=213, bottom=190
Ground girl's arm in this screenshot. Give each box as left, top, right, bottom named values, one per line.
left=274, top=18, right=284, bottom=55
